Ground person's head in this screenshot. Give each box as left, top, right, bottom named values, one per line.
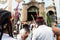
left=0, top=10, right=13, bottom=40
left=20, top=24, right=30, bottom=39
left=35, top=16, right=45, bottom=26
left=23, top=24, right=30, bottom=33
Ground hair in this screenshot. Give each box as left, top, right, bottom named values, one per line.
left=0, top=10, right=13, bottom=40
left=36, top=17, right=46, bottom=26
left=23, top=24, right=30, bottom=33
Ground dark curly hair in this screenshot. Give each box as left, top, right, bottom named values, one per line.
left=36, top=17, right=46, bottom=26
left=23, top=24, right=30, bottom=33
left=0, top=10, right=13, bottom=40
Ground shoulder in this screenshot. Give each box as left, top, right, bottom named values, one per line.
left=2, top=33, right=16, bottom=40
left=9, top=37, right=16, bottom=40
left=2, top=36, right=16, bottom=40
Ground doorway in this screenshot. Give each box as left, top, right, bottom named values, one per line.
left=47, top=11, right=55, bottom=26
left=27, top=6, right=39, bottom=21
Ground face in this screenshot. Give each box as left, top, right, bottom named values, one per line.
left=22, top=31, right=28, bottom=39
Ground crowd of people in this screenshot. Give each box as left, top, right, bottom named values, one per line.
left=0, top=10, right=60, bottom=40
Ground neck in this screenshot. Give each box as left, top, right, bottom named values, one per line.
left=4, top=30, right=8, bottom=34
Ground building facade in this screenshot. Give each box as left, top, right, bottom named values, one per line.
left=20, top=0, right=45, bottom=21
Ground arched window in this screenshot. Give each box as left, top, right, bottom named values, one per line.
left=47, top=11, right=56, bottom=26
left=27, top=6, right=39, bottom=21
left=28, top=6, right=39, bottom=12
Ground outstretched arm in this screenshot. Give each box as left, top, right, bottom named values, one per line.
left=52, top=27, right=60, bottom=36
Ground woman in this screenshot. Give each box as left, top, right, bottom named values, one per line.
left=17, top=24, right=30, bottom=40
left=0, top=10, right=16, bottom=40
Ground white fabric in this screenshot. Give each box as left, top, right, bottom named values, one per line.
left=20, top=28, right=26, bottom=36
left=17, top=34, right=22, bottom=40
left=32, top=25, right=55, bottom=40
left=32, top=28, right=37, bottom=34
left=17, top=21, right=20, bottom=24
left=30, top=23, right=35, bottom=29
left=17, top=28, right=26, bottom=40
left=30, top=23, right=35, bottom=32
left=17, top=28, right=31, bottom=40
left=2, top=33, right=16, bottom=40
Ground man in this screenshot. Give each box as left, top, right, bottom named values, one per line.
left=0, top=10, right=16, bottom=40
left=32, top=17, right=55, bottom=40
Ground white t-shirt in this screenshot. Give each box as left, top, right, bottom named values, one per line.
left=17, top=21, right=20, bottom=25
left=20, top=28, right=26, bottom=36
left=30, top=23, right=35, bottom=31
left=2, top=33, right=16, bottom=40
left=32, top=25, right=55, bottom=40
left=17, top=28, right=26, bottom=40
left=17, top=28, right=31, bottom=40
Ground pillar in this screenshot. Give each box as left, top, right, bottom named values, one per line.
left=39, top=2, right=45, bottom=17
left=8, top=0, right=12, bottom=12
left=21, top=4, right=27, bottom=22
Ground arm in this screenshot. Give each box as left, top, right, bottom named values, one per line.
left=52, top=27, right=60, bottom=35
